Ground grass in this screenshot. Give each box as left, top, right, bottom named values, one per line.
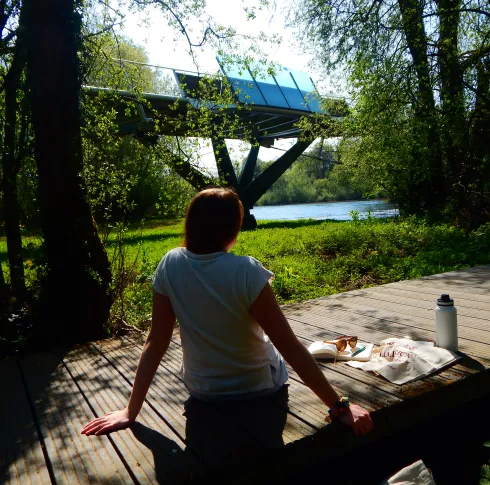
left=2, top=215, right=490, bottom=331
left=482, top=442, right=490, bottom=485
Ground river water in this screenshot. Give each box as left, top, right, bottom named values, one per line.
left=251, top=199, right=398, bottom=221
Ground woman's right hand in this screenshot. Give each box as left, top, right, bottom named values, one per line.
left=81, top=408, right=135, bottom=436
left=331, top=403, right=374, bottom=436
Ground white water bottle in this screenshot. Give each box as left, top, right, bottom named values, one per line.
left=435, top=294, right=458, bottom=351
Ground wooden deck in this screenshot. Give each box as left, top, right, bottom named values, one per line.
left=2, top=265, right=490, bottom=484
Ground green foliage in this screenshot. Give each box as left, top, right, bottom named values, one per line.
left=239, top=218, right=490, bottom=302
left=121, top=216, right=490, bottom=318
left=295, top=0, right=490, bottom=225
left=80, top=89, right=197, bottom=223
left=78, top=31, right=199, bottom=223
left=0, top=236, right=47, bottom=355
left=481, top=441, right=490, bottom=485
left=254, top=141, right=382, bottom=205
left=84, top=33, right=178, bottom=95
left=2, top=216, right=490, bottom=337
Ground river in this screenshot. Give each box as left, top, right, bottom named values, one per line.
left=251, top=199, right=398, bottom=221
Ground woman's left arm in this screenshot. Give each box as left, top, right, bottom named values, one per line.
left=81, top=291, right=176, bottom=436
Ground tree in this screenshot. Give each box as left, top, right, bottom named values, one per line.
left=84, top=33, right=177, bottom=94
left=295, top=0, right=490, bottom=223
left=23, top=0, right=112, bottom=342
left=1, top=1, right=26, bottom=303
left=0, top=1, right=34, bottom=309
left=81, top=32, right=198, bottom=221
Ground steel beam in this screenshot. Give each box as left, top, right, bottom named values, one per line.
left=241, top=140, right=311, bottom=207
left=141, top=136, right=212, bottom=190
left=239, top=143, right=260, bottom=191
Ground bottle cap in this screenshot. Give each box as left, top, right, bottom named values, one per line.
left=437, top=294, right=454, bottom=306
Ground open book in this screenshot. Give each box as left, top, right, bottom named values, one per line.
left=307, top=340, right=374, bottom=362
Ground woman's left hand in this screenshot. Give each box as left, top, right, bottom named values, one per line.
left=81, top=408, right=135, bottom=436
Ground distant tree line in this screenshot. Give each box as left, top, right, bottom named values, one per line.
left=251, top=140, right=384, bottom=206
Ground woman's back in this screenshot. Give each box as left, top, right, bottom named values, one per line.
left=153, top=247, right=288, bottom=398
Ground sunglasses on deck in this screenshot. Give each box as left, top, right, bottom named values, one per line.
left=323, top=336, right=358, bottom=352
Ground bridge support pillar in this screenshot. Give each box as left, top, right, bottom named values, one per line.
left=242, top=207, right=257, bottom=230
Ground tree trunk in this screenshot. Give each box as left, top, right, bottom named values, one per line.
left=437, top=0, right=468, bottom=215
left=438, top=0, right=465, bottom=148
left=398, top=0, right=445, bottom=215
left=23, top=0, right=113, bottom=342
left=398, top=0, right=435, bottom=115
left=2, top=52, right=25, bottom=302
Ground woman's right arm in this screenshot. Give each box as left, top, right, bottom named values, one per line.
left=250, top=284, right=374, bottom=436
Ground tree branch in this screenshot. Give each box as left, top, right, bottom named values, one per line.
left=463, top=79, right=490, bottom=105
left=0, top=0, right=19, bottom=34
left=83, top=20, right=125, bottom=40
left=94, top=0, right=124, bottom=18
left=133, top=0, right=236, bottom=68
left=460, top=44, right=490, bottom=70
left=423, top=8, right=490, bottom=19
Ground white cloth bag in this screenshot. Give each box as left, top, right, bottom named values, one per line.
left=347, top=338, right=460, bottom=385
left=379, top=460, right=436, bottom=485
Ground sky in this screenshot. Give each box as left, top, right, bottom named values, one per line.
left=117, top=0, right=318, bottom=80
left=111, top=0, right=339, bottom=169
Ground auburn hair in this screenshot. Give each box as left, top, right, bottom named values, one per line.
left=184, top=187, right=244, bottom=254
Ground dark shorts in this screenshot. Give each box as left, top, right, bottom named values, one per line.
left=183, top=384, right=289, bottom=467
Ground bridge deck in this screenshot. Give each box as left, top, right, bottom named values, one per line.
left=2, top=265, right=490, bottom=484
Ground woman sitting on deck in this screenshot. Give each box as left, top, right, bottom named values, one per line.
left=81, top=188, right=373, bottom=462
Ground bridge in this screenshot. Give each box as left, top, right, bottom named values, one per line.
left=83, top=58, right=346, bottom=228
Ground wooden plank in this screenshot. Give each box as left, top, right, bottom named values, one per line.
left=416, top=264, right=490, bottom=284
left=291, top=265, right=490, bottom=308
left=164, top=336, right=396, bottom=412
left=284, top=302, right=490, bottom=358
left=355, top=285, right=490, bottom=322
left=93, top=339, right=189, bottom=440
left=19, top=352, right=133, bottom=485
left=384, top=280, right=490, bottom=307
left=118, top=335, right=318, bottom=443
left=99, top=338, right=318, bottom=440
left=0, top=359, right=51, bottom=485
left=311, top=295, right=490, bottom=339
left=63, top=345, right=198, bottom=484
left=389, top=277, right=490, bottom=298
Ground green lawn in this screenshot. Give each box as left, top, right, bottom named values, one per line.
left=2, top=216, right=490, bottom=329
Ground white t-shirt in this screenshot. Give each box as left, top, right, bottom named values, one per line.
left=153, top=247, right=288, bottom=399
